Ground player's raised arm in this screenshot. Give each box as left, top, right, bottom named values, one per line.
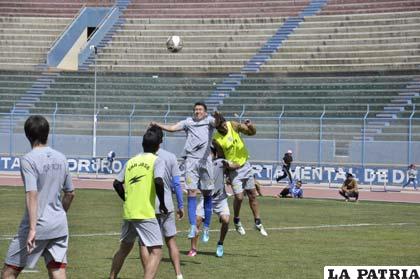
left=150, top=121, right=183, bottom=133
left=232, top=119, right=256, bottom=136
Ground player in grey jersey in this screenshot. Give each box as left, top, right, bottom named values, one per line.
left=188, top=147, right=230, bottom=258
left=151, top=102, right=215, bottom=241
left=2, top=115, right=74, bottom=279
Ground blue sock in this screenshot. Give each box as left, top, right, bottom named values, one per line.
left=188, top=196, right=197, bottom=226
left=203, top=195, right=212, bottom=228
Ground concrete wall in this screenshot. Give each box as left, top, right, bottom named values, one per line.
left=1, top=133, right=418, bottom=167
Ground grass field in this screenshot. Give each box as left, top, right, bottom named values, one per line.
left=1, top=186, right=420, bottom=279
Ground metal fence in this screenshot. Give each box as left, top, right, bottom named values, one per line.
left=1, top=104, right=419, bottom=167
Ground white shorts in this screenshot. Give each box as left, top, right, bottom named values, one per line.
left=157, top=212, right=177, bottom=238
left=228, top=162, right=255, bottom=195
left=184, top=157, right=214, bottom=191
left=196, top=197, right=230, bottom=219
left=120, top=219, right=163, bottom=247
left=5, top=235, right=68, bottom=269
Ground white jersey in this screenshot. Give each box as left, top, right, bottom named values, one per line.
left=408, top=169, right=417, bottom=179
left=212, top=159, right=227, bottom=202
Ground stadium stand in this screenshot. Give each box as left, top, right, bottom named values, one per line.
left=0, top=0, right=419, bottom=157
left=93, top=17, right=287, bottom=73
left=261, top=11, right=420, bottom=72
left=0, top=17, right=72, bottom=70
left=123, top=0, right=310, bottom=18
left=319, top=0, right=420, bottom=15
left=0, top=0, right=115, bottom=17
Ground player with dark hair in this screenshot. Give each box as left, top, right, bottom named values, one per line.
left=276, top=150, right=293, bottom=184
left=212, top=111, right=267, bottom=237
left=338, top=173, right=359, bottom=202
left=150, top=102, right=215, bottom=241
left=107, top=150, right=116, bottom=174
left=2, top=115, right=75, bottom=279
left=403, top=164, right=417, bottom=190
left=277, top=180, right=303, bottom=198
left=109, top=130, right=168, bottom=279
left=187, top=147, right=230, bottom=258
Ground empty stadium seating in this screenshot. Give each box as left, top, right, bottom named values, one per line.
left=0, top=70, right=40, bottom=112
left=21, top=71, right=224, bottom=135
left=0, top=0, right=419, bottom=153
left=0, top=0, right=115, bottom=17
left=261, top=11, right=420, bottom=72
left=94, top=17, right=287, bottom=73
left=0, top=17, right=72, bottom=69
left=319, top=0, right=420, bottom=15
left=123, top=0, right=310, bottom=18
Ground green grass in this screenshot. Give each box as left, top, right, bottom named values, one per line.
left=1, top=186, right=420, bottom=279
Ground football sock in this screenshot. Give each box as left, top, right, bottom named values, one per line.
left=203, top=195, right=212, bottom=228
left=188, top=196, right=197, bottom=226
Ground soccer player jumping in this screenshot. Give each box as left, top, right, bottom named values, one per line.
left=212, top=111, right=267, bottom=237
left=151, top=102, right=215, bottom=241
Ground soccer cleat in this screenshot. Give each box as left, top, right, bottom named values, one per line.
left=234, top=222, right=246, bottom=236
left=187, top=249, right=197, bottom=257
left=255, top=223, right=268, bottom=236
left=216, top=245, right=224, bottom=257
left=187, top=225, right=197, bottom=239
left=201, top=227, right=210, bottom=243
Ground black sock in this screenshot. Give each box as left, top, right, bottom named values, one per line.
left=218, top=241, right=223, bottom=246
left=234, top=217, right=240, bottom=224
left=255, top=218, right=261, bottom=225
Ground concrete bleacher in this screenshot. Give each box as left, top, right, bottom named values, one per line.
left=20, top=71, right=224, bottom=135
left=123, top=0, right=310, bottom=18
left=0, top=0, right=419, bottom=148
left=216, top=73, right=419, bottom=138
left=319, top=0, right=420, bottom=15
left=260, top=11, right=420, bottom=72
left=0, top=0, right=115, bottom=17
left=94, top=17, right=287, bottom=73
left=0, top=17, right=72, bottom=70
left=0, top=70, right=40, bottom=113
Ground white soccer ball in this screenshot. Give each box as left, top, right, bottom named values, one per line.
left=166, top=35, right=183, bottom=52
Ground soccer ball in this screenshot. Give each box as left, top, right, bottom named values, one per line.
left=166, top=35, right=183, bottom=52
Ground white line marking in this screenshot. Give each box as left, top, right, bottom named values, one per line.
left=0, top=223, right=415, bottom=240
left=21, top=269, right=39, bottom=273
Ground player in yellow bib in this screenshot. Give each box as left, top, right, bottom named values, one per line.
left=212, top=111, right=268, bottom=237
left=110, top=130, right=167, bottom=279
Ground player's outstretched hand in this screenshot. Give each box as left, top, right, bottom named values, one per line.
left=177, top=208, right=184, bottom=220
left=159, top=204, right=168, bottom=215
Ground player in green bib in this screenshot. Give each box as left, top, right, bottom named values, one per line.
left=110, top=130, right=167, bottom=279
left=212, top=111, right=268, bottom=237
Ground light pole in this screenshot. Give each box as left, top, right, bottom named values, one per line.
left=90, top=45, right=98, bottom=159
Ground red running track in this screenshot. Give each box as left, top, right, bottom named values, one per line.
left=1, top=173, right=419, bottom=204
